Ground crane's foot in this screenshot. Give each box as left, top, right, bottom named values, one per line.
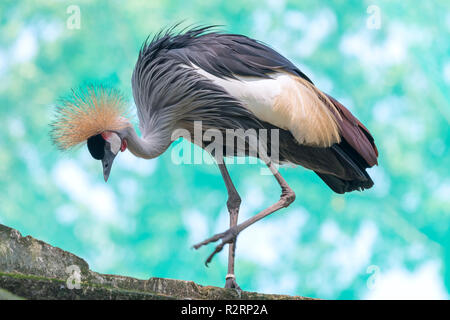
left=192, top=226, right=239, bottom=266
left=225, top=274, right=241, bottom=290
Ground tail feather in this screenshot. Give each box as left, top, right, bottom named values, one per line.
left=314, top=141, right=375, bottom=194
left=325, top=94, right=378, bottom=167
left=315, top=171, right=374, bottom=194
left=313, top=94, right=379, bottom=194
left=330, top=143, right=367, bottom=180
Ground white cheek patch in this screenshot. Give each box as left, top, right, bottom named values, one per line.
left=107, top=133, right=121, bottom=155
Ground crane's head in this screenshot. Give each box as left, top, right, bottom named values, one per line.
left=87, top=131, right=127, bottom=181
left=50, top=85, right=131, bottom=182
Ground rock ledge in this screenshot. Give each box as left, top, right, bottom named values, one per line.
left=0, top=224, right=313, bottom=300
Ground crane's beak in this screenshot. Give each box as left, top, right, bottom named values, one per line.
left=102, top=148, right=117, bottom=182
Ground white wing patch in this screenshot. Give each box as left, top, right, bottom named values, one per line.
left=194, top=66, right=341, bottom=147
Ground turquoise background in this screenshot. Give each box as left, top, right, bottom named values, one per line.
left=0, top=1, right=449, bottom=299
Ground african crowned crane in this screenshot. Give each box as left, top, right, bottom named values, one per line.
left=51, top=26, right=378, bottom=290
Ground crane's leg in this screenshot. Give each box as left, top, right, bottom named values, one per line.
left=217, top=162, right=241, bottom=290
left=193, top=161, right=295, bottom=268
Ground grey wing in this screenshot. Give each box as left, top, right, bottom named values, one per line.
left=167, top=29, right=313, bottom=82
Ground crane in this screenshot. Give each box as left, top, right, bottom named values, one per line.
left=51, top=26, right=379, bottom=290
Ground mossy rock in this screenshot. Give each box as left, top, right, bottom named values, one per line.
left=0, top=224, right=314, bottom=300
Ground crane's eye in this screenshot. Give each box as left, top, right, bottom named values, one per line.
left=87, top=134, right=105, bottom=160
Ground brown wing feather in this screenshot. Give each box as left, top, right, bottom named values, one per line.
left=325, top=94, right=378, bottom=167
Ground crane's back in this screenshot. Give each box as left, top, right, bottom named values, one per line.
left=131, top=26, right=378, bottom=194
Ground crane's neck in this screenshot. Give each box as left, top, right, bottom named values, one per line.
left=119, top=125, right=170, bottom=160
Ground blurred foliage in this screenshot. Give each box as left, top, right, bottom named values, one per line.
left=0, top=0, right=449, bottom=299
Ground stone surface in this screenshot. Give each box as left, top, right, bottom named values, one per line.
left=0, top=287, right=23, bottom=300
left=0, top=224, right=314, bottom=300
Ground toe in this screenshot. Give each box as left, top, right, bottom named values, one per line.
left=225, top=278, right=241, bottom=290
left=193, top=230, right=229, bottom=250
left=204, top=242, right=226, bottom=266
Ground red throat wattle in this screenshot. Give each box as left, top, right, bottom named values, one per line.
left=121, top=139, right=127, bottom=152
